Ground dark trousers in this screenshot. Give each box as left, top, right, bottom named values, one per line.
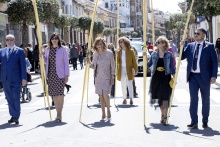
left=72, top=58, right=77, bottom=70
left=3, top=81, right=21, bottom=118
left=35, top=61, right=39, bottom=71
left=189, top=73, right=210, bottom=124
left=80, top=61, right=83, bottom=69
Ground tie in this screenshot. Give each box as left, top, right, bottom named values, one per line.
left=7, top=48, right=11, bottom=60
left=193, top=44, right=200, bottom=71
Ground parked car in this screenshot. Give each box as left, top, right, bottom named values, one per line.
left=130, top=41, right=151, bottom=76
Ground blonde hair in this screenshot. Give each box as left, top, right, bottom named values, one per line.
left=118, top=37, right=131, bottom=49
left=156, top=36, right=170, bottom=50
left=93, top=38, right=107, bottom=51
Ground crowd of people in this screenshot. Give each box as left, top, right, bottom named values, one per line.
left=0, top=27, right=219, bottom=130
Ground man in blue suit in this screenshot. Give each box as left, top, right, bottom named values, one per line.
left=181, top=28, right=218, bottom=129
left=0, top=34, right=26, bottom=124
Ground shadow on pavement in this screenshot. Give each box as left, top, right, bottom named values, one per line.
left=79, top=121, right=95, bottom=130
left=87, top=104, right=101, bottom=109
left=150, top=123, right=179, bottom=131
left=115, top=104, right=138, bottom=111
left=144, top=125, right=151, bottom=134
left=37, top=121, right=67, bottom=128
left=0, top=123, right=22, bottom=130
left=27, top=106, right=55, bottom=114
left=182, top=127, right=220, bottom=137
left=87, top=120, right=115, bottom=128
left=16, top=121, right=67, bottom=135
left=27, top=83, right=38, bottom=86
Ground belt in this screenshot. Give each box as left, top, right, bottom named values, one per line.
left=157, top=67, right=165, bottom=72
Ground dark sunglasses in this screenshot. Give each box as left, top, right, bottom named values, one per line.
left=51, top=37, right=58, bottom=40
left=5, top=38, right=14, bottom=42
left=194, top=32, right=200, bottom=36
left=156, top=41, right=164, bottom=44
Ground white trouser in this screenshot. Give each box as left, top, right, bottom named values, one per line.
left=121, top=66, right=133, bottom=99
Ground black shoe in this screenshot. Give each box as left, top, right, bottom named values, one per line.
left=8, top=117, right=14, bottom=123
left=13, top=118, right=19, bottom=125
left=202, top=123, right=208, bottom=128
left=187, top=123, right=198, bottom=129
left=52, top=101, right=54, bottom=106
left=66, top=85, right=71, bottom=93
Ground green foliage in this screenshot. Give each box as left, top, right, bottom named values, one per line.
left=0, top=0, right=8, bottom=3
left=112, top=28, right=121, bottom=35
left=93, top=19, right=104, bottom=35
left=54, top=14, right=70, bottom=29
left=102, top=28, right=113, bottom=37
left=154, top=28, right=161, bottom=36
left=69, top=16, right=79, bottom=27
left=147, top=33, right=152, bottom=38
left=78, top=16, right=91, bottom=31
left=187, top=0, right=220, bottom=20
left=131, top=31, right=138, bottom=37
left=39, top=0, right=59, bottom=23
left=7, top=0, right=59, bottom=24
left=119, top=32, right=127, bottom=37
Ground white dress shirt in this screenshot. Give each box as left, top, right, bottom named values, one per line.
left=191, top=41, right=204, bottom=73
left=122, top=50, right=126, bottom=67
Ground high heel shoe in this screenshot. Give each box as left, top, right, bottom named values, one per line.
left=65, top=84, right=71, bottom=93
left=55, top=117, right=62, bottom=122
left=163, top=117, right=168, bottom=126
left=101, top=114, right=106, bottom=120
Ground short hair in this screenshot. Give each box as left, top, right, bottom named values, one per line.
left=118, top=37, right=131, bottom=49
left=93, top=38, right=107, bottom=51
left=156, top=36, right=170, bottom=50
left=197, top=27, right=207, bottom=35
left=6, top=34, right=15, bottom=39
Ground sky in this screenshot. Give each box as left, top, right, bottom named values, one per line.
left=152, top=0, right=183, bottom=13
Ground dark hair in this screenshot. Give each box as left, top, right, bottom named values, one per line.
left=197, top=28, right=207, bottom=36
left=49, top=33, right=61, bottom=47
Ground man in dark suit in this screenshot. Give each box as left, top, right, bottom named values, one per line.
left=181, top=28, right=218, bottom=129
left=0, top=34, right=26, bottom=124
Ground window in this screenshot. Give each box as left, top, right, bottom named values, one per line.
left=105, top=3, right=108, bottom=8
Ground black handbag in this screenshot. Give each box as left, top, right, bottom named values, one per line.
left=27, top=72, right=32, bottom=82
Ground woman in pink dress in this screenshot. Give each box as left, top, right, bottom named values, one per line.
left=87, top=38, right=115, bottom=120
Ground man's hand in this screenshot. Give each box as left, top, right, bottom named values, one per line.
left=210, top=77, right=216, bottom=84
left=22, top=79, right=27, bottom=86
left=64, top=76, right=69, bottom=84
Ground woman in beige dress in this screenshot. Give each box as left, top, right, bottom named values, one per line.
left=87, top=38, right=115, bottom=120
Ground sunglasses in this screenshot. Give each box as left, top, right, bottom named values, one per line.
left=51, top=37, right=58, bottom=40
left=6, top=38, right=14, bottom=42
left=194, top=32, right=200, bottom=36
left=156, top=41, right=164, bottom=44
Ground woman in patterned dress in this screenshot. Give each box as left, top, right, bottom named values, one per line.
left=87, top=38, right=115, bottom=120
left=44, top=33, right=69, bottom=122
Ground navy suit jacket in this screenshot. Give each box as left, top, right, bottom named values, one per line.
left=0, top=46, right=26, bottom=83
left=182, top=41, right=218, bottom=83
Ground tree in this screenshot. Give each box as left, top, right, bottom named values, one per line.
left=165, top=12, right=195, bottom=48
left=69, top=16, right=79, bottom=44
left=54, top=14, right=70, bottom=39
left=131, top=31, right=138, bottom=37
left=154, top=28, right=162, bottom=37
left=186, top=0, right=220, bottom=42
left=102, top=28, right=113, bottom=37
left=93, top=19, right=104, bottom=38
left=147, top=33, right=152, bottom=39
left=7, top=0, right=59, bottom=46
left=78, top=16, right=92, bottom=39
left=0, top=0, right=8, bottom=3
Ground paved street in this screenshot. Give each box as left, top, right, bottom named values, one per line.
left=0, top=60, right=220, bottom=147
